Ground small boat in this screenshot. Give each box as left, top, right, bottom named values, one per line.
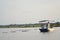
left=39, top=20, right=55, bottom=32
left=39, top=24, right=49, bottom=32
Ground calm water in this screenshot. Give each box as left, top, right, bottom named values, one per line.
left=0, top=27, right=60, bottom=40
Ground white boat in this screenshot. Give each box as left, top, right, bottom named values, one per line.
left=39, top=20, right=55, bottom=32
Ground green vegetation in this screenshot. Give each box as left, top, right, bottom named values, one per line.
left=51, top=22, right=60, bottom=27
left=55, top=22, right=60, bottom=27
left=0, top=22, right=60, bottom=28
left=0, top=24, right=41, bottom=28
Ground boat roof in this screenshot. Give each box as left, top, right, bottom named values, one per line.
left=39, top=20, right=49, bottom=22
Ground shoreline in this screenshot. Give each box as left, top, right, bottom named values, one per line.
left=0, top=27, right=40, bottom=28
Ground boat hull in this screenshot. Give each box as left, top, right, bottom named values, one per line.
left=39, top=29, right=49, bottom=32
left=39, top=28, right=55, bottom=32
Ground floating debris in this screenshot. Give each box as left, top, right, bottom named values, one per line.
left=16, top=30, right=21, bottom=31
left=22, top=30, right=29, bottom=32
left=2, top=32, right=8, bottom=33
left=34, top=29, right=38, bottom=30
left=10, top=31, right=16, bottom=33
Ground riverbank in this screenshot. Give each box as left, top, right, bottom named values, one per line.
left=0, top=26, right=40, bottom=28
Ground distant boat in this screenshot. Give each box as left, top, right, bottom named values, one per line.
left=39, top=20, right=55, bottom=32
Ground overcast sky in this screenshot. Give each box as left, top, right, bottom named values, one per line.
left=0, top=0, right=60, bottom=25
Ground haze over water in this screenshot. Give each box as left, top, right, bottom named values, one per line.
left=0, top=27, right=60, bottom=40
left=0, top=0, right=60, bottom=25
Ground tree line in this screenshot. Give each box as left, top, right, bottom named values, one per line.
left=0, top=22, right=60, bottom=28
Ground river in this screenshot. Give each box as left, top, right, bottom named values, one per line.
left=0, top=27, right=60, bottom=40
